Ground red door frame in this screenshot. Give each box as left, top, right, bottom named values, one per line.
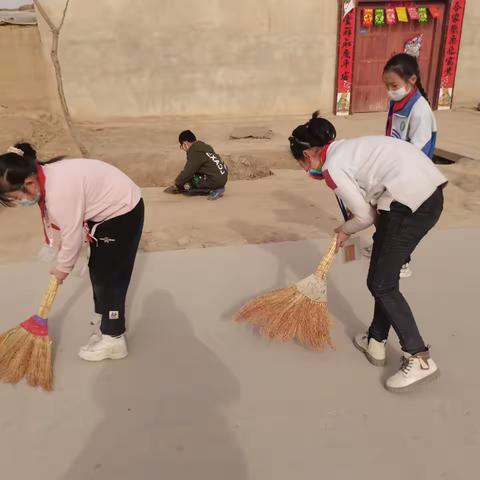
left=334, top=0, right=466, bottom=115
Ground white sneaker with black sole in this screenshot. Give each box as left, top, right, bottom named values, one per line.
left=78, top=334, right=128, bottom=361
left=353, top=333, right=387, bottom=366
left=386, top=350, right=439, bottom=393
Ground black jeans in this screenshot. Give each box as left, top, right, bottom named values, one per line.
left=367, top=187, right=444, bottom=354
left=88, top=199, right=144, bottom=336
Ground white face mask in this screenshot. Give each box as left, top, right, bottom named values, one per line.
left=388, top=87, right=409, bottom=102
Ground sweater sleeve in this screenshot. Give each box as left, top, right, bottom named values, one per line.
left=50, top=193, right=87, bottom=274
left=329, top=170, right=377, bottom=235
left=175, top=150, right=205, bottom=187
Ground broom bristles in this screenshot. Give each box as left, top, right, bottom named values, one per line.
left=236, top=285, right=333, bottom=351
left=26, top=336, right=53, bottom=391
left=0, top=328, right=35, bottom=383
left=0, top=326, right=53, bottom=391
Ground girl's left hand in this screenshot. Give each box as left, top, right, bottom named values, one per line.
left=50, top=268, right=69, bottom=285
left=334, top=226, right=351, bottom=253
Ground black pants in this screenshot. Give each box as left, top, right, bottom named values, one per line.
left=367, top=187, right=444, bottom=354
left=88, top=199, right=144, bottom=336
left=182, top=174, right=226, bottom=194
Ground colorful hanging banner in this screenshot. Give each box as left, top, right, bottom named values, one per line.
left=418, top=7, right=428, bottom=23
left=335, top=8, right=356, bottom=115
left=396, top=7, right=408, bottom=22
left=429, top=6, right=441, bottom=18
left=408, top=7, right=420, bottom=21
left=362, top=8, right=373, bottom=28
left=374, top=8, right=385, bottom=26
left=386, top=8, right=397, bottom=25
left=438, top=0, right=466, bottom=109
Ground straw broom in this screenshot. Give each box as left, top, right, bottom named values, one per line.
left=0, top=276, right=59, bottom=391
left=236, top=236, right=338, bottom=351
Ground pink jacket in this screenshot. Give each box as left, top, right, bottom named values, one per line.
left=43, top=159, right=141, bottom=273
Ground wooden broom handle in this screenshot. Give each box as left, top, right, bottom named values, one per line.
left=314, top=236, right=338, bottom=280
left=37, top=275, right=60, bottom=318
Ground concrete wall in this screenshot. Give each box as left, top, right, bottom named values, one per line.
left=452, top=0, right=480, bottom=108
left=0, top=24, right=59, bottom=114
left=36, top=0, right=339, bottom=119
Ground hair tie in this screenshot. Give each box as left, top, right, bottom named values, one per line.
left=7, top=146, right=24, bottom=156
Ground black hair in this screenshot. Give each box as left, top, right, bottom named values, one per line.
left=178, top=130, right=197, bottom=144
left=0, top=142, right=65, bottom=207
left=383, top=53, right=429, bottom=103
left=289, top=111, right=337, bottom=160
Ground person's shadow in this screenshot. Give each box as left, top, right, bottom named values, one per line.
left=63, top=289, right=248, bottom=480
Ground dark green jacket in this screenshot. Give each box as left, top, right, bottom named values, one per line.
left=175, top=141, right=228, bottom=189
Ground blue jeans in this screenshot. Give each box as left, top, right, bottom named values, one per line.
left=367, top=187, right=444, bottom=354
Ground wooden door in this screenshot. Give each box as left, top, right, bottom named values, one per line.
left=351, top=2, right=445, bottom=113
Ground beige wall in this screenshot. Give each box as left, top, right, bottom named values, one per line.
left=35, top=0, right=339, bottom=119
left=0, top=24, right=58, bottom=114
left=452, top=0, right=480, bottom=108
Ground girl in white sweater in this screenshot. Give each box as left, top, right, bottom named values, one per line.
left=289, top=112, right=447, bottom=393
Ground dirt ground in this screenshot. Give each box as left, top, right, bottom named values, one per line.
left=0, top=109, right=480, bottom=262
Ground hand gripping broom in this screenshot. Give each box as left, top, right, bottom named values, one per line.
left=0, top=276, right=59, bottom=391
left=236, top=236, right=338, bottom=351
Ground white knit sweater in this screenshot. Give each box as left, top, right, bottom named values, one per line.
left=321, top=136, right=447, bottom=235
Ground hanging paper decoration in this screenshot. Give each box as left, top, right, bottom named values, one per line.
left=336, top=8, right=356, bottom=115
left=374, top=8, right=385, bottom=26
left=343, top=0, right=355, bottom=18
left=438, top=0, right=467, bottom=109
left=429, top=6, right=441, bottom=18
left=404, top=34, right=423, bottom=58
left=396, top=7, right=409, bottom=22
left=386, top=8, right=397, bottom=25
left=418, top=7, right=428, bottom=23
left=362, top=8, right=373, bottom=27
left=408, top=7, right=420, bottom=21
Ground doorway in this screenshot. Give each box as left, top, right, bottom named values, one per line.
left=351, top=1, right=446, bottom=113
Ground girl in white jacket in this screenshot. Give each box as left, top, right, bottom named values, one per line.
left=383, top=53, right=438, bottom=278
left=289, top=112, right=447, bottom=393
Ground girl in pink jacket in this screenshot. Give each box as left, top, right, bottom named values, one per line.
left=0, top=143, right=144, bottom=362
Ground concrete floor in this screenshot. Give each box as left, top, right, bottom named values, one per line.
left=0, top=229, right=478, bottom=480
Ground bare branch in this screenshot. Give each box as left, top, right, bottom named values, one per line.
left=33, top=0, right=88, bottom=157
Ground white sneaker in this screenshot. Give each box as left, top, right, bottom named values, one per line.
left=386, top=351, right=439, bottom=393
left=78, top=334, right=128, bottom=361
left=400, top=263, right=412, bottom=278
left=353, top=333, right=387, bottom=366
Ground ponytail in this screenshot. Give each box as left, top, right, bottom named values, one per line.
left=306, top=111, right=337, bottom=146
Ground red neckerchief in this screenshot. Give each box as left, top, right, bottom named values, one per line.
left=320, top=141, right=332, bottom=164
left=37, top=165, right=59, bottom=245
left=386, top=87, right=417, bottom=135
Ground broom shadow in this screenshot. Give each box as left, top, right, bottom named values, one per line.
left=62, top=288, right=248, bottom=480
